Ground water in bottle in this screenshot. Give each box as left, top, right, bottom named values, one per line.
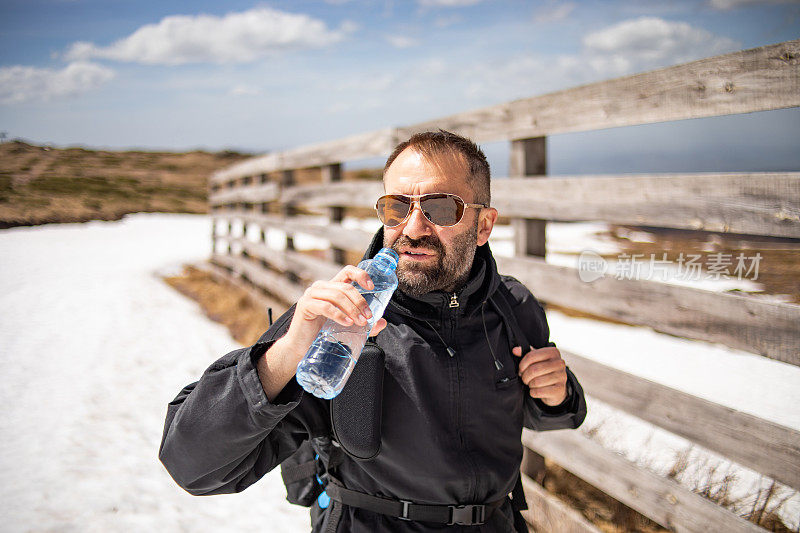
left=296, top=248, right=399, bottom=399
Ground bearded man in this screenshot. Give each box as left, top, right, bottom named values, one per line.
left=159, top=130, right=586, bottom=532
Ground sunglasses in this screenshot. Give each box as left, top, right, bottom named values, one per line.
left=376, top=193, right=487, bottom=228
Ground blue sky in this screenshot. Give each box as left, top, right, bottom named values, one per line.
left=0, top=0, right=798, bottom=175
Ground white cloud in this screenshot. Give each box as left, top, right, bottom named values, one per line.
left=582, top=16, right=738, bottom=76
left=418, top=0, right=482, bottom=7
left=0, top=61, right=114, bottom=105
left=404, top=18, right=740, bottom=106
left=319, top=17, right=741, bottom=120
left=386, top=35, right=419, bottom=48
left=534, top=2, right=576, bottom=23
left=65, top=7, right=355, bottom=65
left=709, top=0, right=800, bottom=9
left=228, top=84, right=261, bottom=97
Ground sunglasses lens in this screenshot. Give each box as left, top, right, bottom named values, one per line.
left=420, top=194, right=463, bottom=226
left=377, top=196, right=411, bottom=227
left=377, top=194, right=465, bottom=227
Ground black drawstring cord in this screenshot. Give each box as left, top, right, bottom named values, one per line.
left=482, top=302, right=504, bottom=371
left=422, top=318, right=456, bottom=357
left=419, top=303, right=503, bottom=370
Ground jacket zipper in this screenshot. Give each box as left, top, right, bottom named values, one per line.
left=446, top=291, right=478, bottom=502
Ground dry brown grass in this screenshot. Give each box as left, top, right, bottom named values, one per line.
left=0, top=140, right=250, bottom=228
left=536, top=442, right=797, bottom=532
left=541, top=461, right=668, bottom=533
left=664, top=447, right=797, bottom=532
left=163, top=265, right=287, bottom=346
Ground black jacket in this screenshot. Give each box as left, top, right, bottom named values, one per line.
left=159, top=229, right=587, bottom=531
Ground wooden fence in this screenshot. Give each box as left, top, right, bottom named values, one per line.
left=206, top=40, right=800, bottom=532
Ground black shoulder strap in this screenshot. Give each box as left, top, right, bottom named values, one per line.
left=490, top=281, right=532, bottom=354
left=489, top=281, right=531, bottom=514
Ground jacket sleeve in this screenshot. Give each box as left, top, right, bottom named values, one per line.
left=503, top=277, right=587, bottom=432
left=158, top=305, right=309, bottom=495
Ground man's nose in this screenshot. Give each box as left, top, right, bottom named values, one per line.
left=402, top=204, right=433, bottom=239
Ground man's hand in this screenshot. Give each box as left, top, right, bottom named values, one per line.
left=513, top=346, right=568, bottom=407
left=282, top=265, right=387, bottom=359
left=259, top=265, right=387, bottom=402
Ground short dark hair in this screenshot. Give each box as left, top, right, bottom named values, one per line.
left=383, top=129, right=491, bottom=205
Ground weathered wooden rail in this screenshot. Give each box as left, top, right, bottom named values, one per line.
left=208, top=40, right=800, bottom=532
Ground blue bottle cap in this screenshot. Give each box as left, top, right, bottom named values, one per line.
left=376, top=247, right=399, bottom=267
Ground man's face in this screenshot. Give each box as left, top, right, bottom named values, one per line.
left=381, top=147, right=497, bottom=297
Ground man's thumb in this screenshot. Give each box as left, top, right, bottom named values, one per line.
left=369, top=318, right=387, bottom=337
left=512, top=346, right=522, bottom=356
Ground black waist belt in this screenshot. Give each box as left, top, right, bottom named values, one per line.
left=324, top=479, right=506, bottom=526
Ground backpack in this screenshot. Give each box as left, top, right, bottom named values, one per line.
left=280, top=339, right=385, bottom=508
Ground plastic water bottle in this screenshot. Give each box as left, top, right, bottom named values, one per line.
left=296, top=248, right=399, bottom=399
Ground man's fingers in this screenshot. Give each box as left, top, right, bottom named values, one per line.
left=313, top=287, right=368, bottom=325
left=302, top=300, right=356, bottom=327
left=305, top=281, right=372, bottom=322
left=516, top=346, right=560, bottom=374
left=332, top=265, right=374, bottom=291
left=518, top=350, right=568, bottom=406
left=329, top=281, right=373, bottom=320
left=300, top=284, right=370, bottom=327
left=529, top=384, right=567, bottom=404
left=520, top=363, right=566, bottom=388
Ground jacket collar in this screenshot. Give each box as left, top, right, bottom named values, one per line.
left=362, top=227, right=502, bottom=321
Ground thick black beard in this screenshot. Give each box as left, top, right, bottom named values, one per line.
left=385, top=223, right=478, bottom=297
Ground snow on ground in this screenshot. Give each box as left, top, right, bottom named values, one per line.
left=0, top=214, right=309, bottom=533
left=1, top=213, right=796, bottom=531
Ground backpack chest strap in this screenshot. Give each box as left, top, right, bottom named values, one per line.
left=324, top=476, right=505, bottom=526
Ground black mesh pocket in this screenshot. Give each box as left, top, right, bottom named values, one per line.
left=330, top=341, right=385, bottom=460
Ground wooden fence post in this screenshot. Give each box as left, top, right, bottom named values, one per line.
left=322, top=163, right=346, bottom=265
left=227, top=219, right=233, bottom=255
left=510, top=137, right=547, bottom=257
left=259, top=174, right=268, bottom=248
left=282, top=169, right=300, bottom=283
left=211, top=217, right=217, bottom=255
left=282, top=170, right=296, bottom=250
left=510, top=136, right=548, bottom=484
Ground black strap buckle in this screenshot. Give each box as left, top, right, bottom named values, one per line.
left=448, top=504, right=486, bottom=525
left=398, top=500, right=412, bottom=521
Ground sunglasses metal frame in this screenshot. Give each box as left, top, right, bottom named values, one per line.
left=375, top=193, right=488, bottom=228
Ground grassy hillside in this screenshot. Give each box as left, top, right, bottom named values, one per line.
left=0, top=140, right=251, bottom=228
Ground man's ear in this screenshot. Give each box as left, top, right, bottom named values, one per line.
left=477, top=207, right=498, bottom=246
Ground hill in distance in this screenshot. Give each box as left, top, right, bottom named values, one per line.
left=0, top=140, right=252, bottom=228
